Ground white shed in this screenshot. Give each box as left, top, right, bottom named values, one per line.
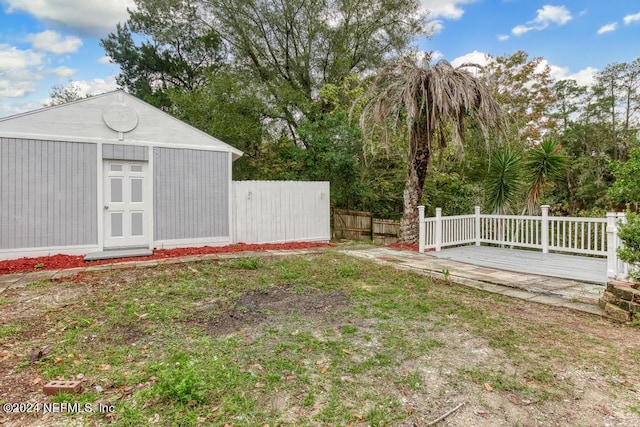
left=0, top=90, right=242, bottom=260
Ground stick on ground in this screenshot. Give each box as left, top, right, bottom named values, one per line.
left=426, top=402, right=466, bottom=426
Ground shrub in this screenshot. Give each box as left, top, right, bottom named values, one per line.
left=617, top=212, right=640, bottom=281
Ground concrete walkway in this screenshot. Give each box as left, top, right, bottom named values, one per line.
left=340, top=247, right=604, bottom=316
left=0, top=246, right=604, bottom=316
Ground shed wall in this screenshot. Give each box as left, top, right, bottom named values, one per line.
left=0, top=138, right=97, bottom=249
left=153, top=148, right=229, bottom=240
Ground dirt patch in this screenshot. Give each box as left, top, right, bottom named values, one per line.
left=192, top=285, right=351, bottom=336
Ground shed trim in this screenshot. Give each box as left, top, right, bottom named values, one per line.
left=0, top=132, right=242, bottom=158
left=154, top=236, right=231, bottom=249
left=0, top=245, right=99, bottom=261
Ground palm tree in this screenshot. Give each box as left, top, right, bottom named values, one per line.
left=485, top=147, right=522, bottom=214
left=360, top=51, right=504, bottom=242
left=523, top=139, right=566, bottom=213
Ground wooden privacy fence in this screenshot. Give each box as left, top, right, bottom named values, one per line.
left=332, top=209, right=400, bottom=244
left=233, top=181, right=330, bottom=244
left=418, top=205, right=630, bottom=280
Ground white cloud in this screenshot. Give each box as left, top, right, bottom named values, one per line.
left=535, top=5, right=572, bottom=26
left=430, top=51, right=444, bottom=62
left=4, top=0, right=134, bottom=36
left=419, top=0, right=477, bottom=20
left=0, top=44, right=43, bottom=72
left=545, top=61, right=598, bottom=87
left=426, top=20, right=445, bottom=34
left=38, top=76, right=118, bottom=107
left=0, top=79, right=38, bottom=98
left=497, top=34, right=510, bottom=41
left=53, top=66, right=76, bottom=79
left=73, top=76, right=118, bottom=97
left=512, top=25, right=532, bottom=36
left=451, top=50, right=490, bottom=68
left=623, top=12, right=640, bottom=25
left=28, top=30, right=82, bottom=54
left=565, top=67, right=598, bottom=87
left=597, top=22, right=618, bottom=34
left=512, top=5, right=573, bottom=36
left=98, top=56, right=113, bottom=65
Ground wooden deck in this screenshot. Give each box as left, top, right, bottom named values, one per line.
left=427, top=245, right=608, bottom=284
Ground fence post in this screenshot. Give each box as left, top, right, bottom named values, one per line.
left=541, top=205, right=549, bottom=254
left=606, top=212, right=618, bottom=279
left=418, top=206, right=425, bottom=253
left=435, top=207, right=442, bottom=252
left=617, top=213, right=628, bottom=279
left=474, top=206, right=481, bottom=246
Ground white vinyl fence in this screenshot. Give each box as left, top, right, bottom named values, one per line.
left=418, top=205, right=629, bottom=280
left=232, top=181, right=330, bottom=244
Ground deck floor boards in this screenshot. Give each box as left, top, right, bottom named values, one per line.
left=427, top=245, right=607, bottom=284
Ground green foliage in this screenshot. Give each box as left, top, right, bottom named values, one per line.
left=208, top=0, right=426, bottom=131
left=230, top=256, right=262, bottom=270
left=617, top=212, right=640, bottom=281
left=167, top=71, right=266, bottom=179
left=485, top=147, right=522, bottom=214
left=297, top=112, right=364, bottom=207
left=100, top=0, right=225, bottom=107
left=422, top=168, right=480, bottom=216
left=608, top=147, right=640, bottom=210
left=155, top=358, right=207, bottom=404
left=523, top=139, right=567, bottom=212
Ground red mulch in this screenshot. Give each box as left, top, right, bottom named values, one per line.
left=0, top=242, right=333, bottom=275
left=386, top=243, right=419, bottom=252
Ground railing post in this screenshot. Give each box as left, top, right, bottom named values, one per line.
left=606, top=212, right=618, bottom=279
left=418, top=206, right=425, bottom=253
left=435, top=207, right=442, bottom=252
left=474, top=206, right=481, bottom=246
left=541, top=205, right=549, bottom=254
left=617, top=213, right=628, bottom=279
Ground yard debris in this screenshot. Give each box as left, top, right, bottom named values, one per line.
left=484, top=382, right=493, bottom=392
left=341, top=348, right=351, bottom=355
left=42, top=380, right=82, bottom=395
left=426, top=402, right=465, bottom=426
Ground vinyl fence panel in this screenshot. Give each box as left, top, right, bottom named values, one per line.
left=232, top=181, right=330, bottom=244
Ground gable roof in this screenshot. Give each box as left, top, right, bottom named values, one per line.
left=0, top=90, right=243, bottom=160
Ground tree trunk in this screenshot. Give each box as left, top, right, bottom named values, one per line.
left=400, top=123, right=431, bottom=243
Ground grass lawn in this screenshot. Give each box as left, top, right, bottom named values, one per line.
left=1, top=250, right=640, bottom=426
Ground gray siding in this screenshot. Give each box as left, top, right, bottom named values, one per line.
left=103, top=144, right=148, bottom=161
left=154, top=148, right=229, bottom=240
left=0, top=138, right=97, bottom=249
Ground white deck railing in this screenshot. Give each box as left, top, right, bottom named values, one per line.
left=418, top=205, right=629, bottom=280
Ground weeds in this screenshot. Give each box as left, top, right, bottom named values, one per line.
left=2, top=252, right=639, bottom=426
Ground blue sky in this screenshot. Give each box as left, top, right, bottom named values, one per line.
left=0, top=0, right=638, bottom=118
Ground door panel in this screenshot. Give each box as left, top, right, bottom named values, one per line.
left=104, top=161, right=149, bottom=248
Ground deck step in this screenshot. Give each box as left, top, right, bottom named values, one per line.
left=84, top=248, right=153, bottom=261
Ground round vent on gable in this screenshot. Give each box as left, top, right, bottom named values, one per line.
left=102, top=102, right=139, bottom=133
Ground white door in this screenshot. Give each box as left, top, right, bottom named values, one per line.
left=103, top=161, right=150, bottom=248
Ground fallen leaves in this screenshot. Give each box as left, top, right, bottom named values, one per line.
left=483, top=382, right=493, bottom=392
